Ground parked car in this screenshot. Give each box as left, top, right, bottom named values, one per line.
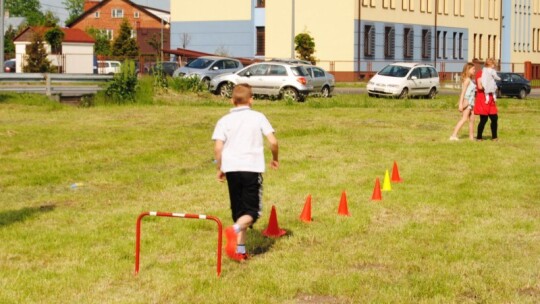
left=149, top=61, right=180, bottom=77
left=496, top=72, right=531, bottom=99
left=302, top=65, right=335, bottom=97
left=173, top=56, right=243, bottom=87
left=4, top=59, right=16, bottom=73
left=97, top=60, right=121, bottom=74
left=367, top=62, right=440, bottom=99
left=209, top=62, right=313, bottom=102
left=270, top=58, right=313, bottom=65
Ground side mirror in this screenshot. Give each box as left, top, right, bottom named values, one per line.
left=411, top=76, right=418, bottom=80
left=212, top=66, right=219, bottom=70
left=245, top=71, right=252, bottom=77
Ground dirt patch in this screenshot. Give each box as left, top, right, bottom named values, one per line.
left=519, top=286, right=540, bottom=297
left=294, top=293, right=342, bottom=304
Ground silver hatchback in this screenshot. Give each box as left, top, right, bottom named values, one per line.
left=173, top=56, right=243, bottom=87
left=209, top=62, right=313, bottom=102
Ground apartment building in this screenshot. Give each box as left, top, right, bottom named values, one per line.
left=170, top=0, right=540, bottom=81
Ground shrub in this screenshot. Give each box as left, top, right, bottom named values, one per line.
left=105, top=60, right=138, bottom=103
left=168, top=76, right=206, bottom=93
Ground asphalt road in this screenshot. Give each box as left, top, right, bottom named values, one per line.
left=334, top=86, right=540, bottom=98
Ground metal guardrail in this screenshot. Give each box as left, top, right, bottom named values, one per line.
left=0, top=73, right=114, bottom=97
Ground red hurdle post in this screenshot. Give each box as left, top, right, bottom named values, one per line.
left=135, top=211, right=223, bottom=277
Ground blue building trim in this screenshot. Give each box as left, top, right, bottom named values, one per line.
left=355, top=20, right=469, bottom=74
left=500, top=0, right=512, bottom=72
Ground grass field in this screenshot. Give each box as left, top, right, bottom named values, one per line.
left=1, top=92, right=539, bottom=303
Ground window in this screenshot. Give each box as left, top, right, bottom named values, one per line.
left=313, top=68, right=325, bottom=78
left=402, top=0, right=408, bottom=10
left=256, top=27, right=265, bottom=56
left=422, top=29, right=431, bottom=58
left=436, top=31, right=441, bottom=58
left=487, top=35, right=491, bottom=58
left=479, top=34, right=483, bottom=59
left=383, top=0, right=389, bottom=8
left=459, top=32, right=464, bottom=59
left=384, top=26, right=395, bottom=59
left=268, top=65, right=287, bottom=76
left=94, top=11, right=100, bottom=18
left=131, top=29, right=136, bottom=39
left=493, top=35, right=497, bottom=57
left=256, top=0, right=265, bottom=8
left=102, top=29, right=114, bottom=41
left=534, top=29, right=537, bottom=52
left=134, top=11, right=140, bottom=18
left=473, top=33, right=477, bottom=59
left=364, top=25, right=375, bottom=57
left=452, top=32, right=457, bottom=59
left=404, top=28, right=414, bottom=58
left=443, top=31, right=447, bottom=59
left=112, top=8, right=123, bottom=18
left=409, top=0, right=414, bottom=11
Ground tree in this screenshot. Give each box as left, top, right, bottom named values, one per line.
left=6, top=0, right=45, bottom=26
left=41, top=11, right=60, bottom=27
left=147, top=34, right=161, bottom=58
left=4, top=25, right=18, bottom=56
left=86, top=27, right=112, bottom=56
left=23, top=32, right=53, bottom=73
left=45, top=27, right=65, bottom=54
left=111, top=19, right=139, bottom=58
left=63, top=0, right=85, bottom=25
left=294, top=32, right=317, bottom=65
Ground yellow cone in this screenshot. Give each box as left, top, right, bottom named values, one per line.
left=382, top=170, right=392, bottom=191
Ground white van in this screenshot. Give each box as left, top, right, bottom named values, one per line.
left=97, top=60, right=121, bottom=75
left=367, top=63, right=440, bottom=99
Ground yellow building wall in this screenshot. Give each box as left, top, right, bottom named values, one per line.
left=510, top=8, right=540, bottom=72
left=171, top=0, right=251, bottom=22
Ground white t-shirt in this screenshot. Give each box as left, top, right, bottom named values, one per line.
left=212, top=106, right=275, bottom=173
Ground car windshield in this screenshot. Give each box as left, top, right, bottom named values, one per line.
left=378, top=65, right=410, bottom=77
left=186, top=58, right=215, bottom=69
left=291, top=66, right=308, bottom=77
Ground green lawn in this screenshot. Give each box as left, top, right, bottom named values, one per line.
left=1, top=93, right=539, bottom=303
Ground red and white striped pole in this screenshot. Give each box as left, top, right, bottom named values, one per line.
left=135, top=211, right=223, bottom=277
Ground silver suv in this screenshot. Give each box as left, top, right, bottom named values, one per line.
left=173, top=56, right=243, bottom=87
left=209, top=62, right=313, bottom=102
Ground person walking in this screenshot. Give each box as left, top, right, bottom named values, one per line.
left=474, top=60, right=499, bottom=141
left=450, top=62, right=476, bottom=141
left=212, top=83, right=279, bottom=261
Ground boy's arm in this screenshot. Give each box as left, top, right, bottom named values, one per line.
left=214, top=140, right=225, bottom=182
left=266, top=133, right=279, bottom=169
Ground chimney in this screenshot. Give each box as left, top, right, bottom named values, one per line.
left=83, top=0, right=101, bottom=12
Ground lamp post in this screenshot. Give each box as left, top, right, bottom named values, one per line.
left=0, top=0, right=5, bottom=72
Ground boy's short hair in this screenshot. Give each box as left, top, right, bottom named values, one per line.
left=232, top=84, right=253, bottom=105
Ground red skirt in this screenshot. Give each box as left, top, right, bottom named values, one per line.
left=474, top=91, right=498, bottom=115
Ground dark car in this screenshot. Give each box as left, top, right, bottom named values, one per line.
left=496, top=72, right=531, bottom=99
left=150, top=61, right=180, bottom=77
left=4, top=59, right=16, bottom=73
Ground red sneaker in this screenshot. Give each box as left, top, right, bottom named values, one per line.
left=224, top=226, right=238, bottom=258
left=230, top=253, right=249, bottom=262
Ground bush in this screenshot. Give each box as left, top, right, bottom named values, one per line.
left=105, top=60, right=138, bottom=103
left=168, top=76, right=206, bottom=93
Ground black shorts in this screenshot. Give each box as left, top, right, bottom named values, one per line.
left=225, top=172, right=263, bottom=224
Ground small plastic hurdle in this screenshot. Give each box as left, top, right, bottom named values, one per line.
left=135, top=211, right=223, bottom=277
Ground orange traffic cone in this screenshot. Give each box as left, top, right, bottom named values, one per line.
left=391, top=161, right=403, bottom=182
left=262, top=205, right=286, bottom=237
left=338, top=191, right=350, bottom=216
left=371, top=178, right=382, bottom=201
left=299, top=194, right=312, bottom=222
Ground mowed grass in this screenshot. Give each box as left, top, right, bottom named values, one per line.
left=0, top=92, right=539, bottom=303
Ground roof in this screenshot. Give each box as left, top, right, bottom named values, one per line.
left=66, top=0, right=170, bottom=27
left=14, top=27, right=95, bottom=44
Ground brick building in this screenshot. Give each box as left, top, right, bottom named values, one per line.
left=67, top=0, right=170, bottom=56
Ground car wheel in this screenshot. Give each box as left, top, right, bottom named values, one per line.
left=321, top=86, right=331, bottom=98
left=426, top=87, right=437, bottom=99
left=518, top=88, right=527, bottom=99
left=398, top=88, right=409, bottom=99
left=281, top=87, right=301, bottom=102
left=218, top=82, right=233, bottom=98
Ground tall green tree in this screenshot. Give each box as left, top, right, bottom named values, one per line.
left=4, top=25, right=18, bottom=56
left=41, top=11, right=60, bottom=27
left=63, top=0, right=85, bottom=25
left=86, top=28, right=112, bottom=56
left=294, top=32, right=317, bottom=65
left=111, top=19, right=139, bottom=58
left=23, top=32, right=53, bottom=73
left=45, top=27, right=65, bottom=54
left=6, top=0, right=45, bottom=26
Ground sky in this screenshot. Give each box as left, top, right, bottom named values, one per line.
left=39, top=0, right=170, bottom=25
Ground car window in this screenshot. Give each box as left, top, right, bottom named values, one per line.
left=268, top=65, right=287, bottom=76
left=186, top=58, right=214, bottom=69
left=313, top=67, right=325, bottom=78
left=511, top=74, right=523, bottom=82
left=379, top=65, right=410, bottom=77
left=499, top=74, right=510, bottom=81
left=111, top=62, right=120, bottom=68
left=243, top=64, right=268, bottom=76
left=224, top=60, right=238, bottom=69
left=429, top=67, right=438, bottom=78
left=410, top=68, right=421, bottom=79
left=211, top=60, right=225, bottom=70
left=419, top=67, right=431, bottom=79
left=291, top=66, right=309, bottom=77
